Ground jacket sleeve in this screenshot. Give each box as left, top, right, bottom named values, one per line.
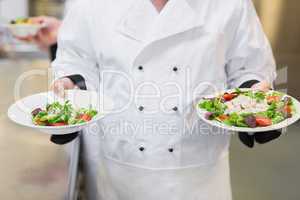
left=51, top=0, right=99, bottom=91
left=225, top=0, right=277, bottom=88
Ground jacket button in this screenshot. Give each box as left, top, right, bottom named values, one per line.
left=173, top=67, right=178, bottom=72
left=168, top=148, right=174, bottom=153
left=139, top=147, right=145, bottom=151
left=172, top=106, right=178, bottom=111
left=138, top=66, right=143, bottom=71
left=138, top=106, right=144, bottom=111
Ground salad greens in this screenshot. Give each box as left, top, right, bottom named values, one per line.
left=234, top=89, right=266, bottom=102
left=199, top=98, right=227, bottom=118
left=31, top=101, right=98, bottom=126
left=199, top=89, right=295, bottom=128
left=223, top=113, right=248, bottom=127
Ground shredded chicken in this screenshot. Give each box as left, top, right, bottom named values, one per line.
left=224, top=95, right=269, bottom=114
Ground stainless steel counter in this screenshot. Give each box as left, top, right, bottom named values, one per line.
left=0, top=56, right=78, bottom=200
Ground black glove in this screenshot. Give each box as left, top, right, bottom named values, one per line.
left=50, top=43, right=58, bottom=61
left=50, top=133, right=80, bottom=145
left=238, top=80, right=282, bottom=148
left=50, top=74, right=86, bottom=145
left=238, top=130, right=282, bottom=148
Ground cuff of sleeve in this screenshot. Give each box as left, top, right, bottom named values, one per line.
left=232, top=73, right=264, bottom=88
left=239, top=80, right=260, bottom=89
left=66, top=74, right=87, bottom=90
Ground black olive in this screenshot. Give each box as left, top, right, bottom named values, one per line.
left=244, top=115, right=257, bottom=128
left=31, top=108, right=42, bottom=117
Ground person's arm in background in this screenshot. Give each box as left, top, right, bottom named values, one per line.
left=16, top=16, right=61, bottom=59
left=225, top=0, right=281, bottom=148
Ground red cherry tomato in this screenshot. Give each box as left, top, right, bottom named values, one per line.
left=255, top=117, right=272, bottom=127
left=80, top=114, right=92, bottom=122
left=223, top=93, right=236, bottom=101
left=51, top=122, right=67, bottom=126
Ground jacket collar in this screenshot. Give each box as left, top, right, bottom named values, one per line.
left=116, top=0, right=209, bottom=43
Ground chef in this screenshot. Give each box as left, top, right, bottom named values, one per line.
left=51, top=0, right=281, bottom=199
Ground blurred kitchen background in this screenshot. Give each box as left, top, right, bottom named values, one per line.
left=0, top=0, right=300, bottom=200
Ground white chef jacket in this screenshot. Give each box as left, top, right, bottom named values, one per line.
left=52, top=0, right=276, bottom=199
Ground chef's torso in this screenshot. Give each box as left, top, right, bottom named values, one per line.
left=86, top=0, right=234, bottom=169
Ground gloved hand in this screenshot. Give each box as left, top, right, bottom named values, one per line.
left=238, top=80, right=282, bottom=148
left=50, top=133, right=80, bottom=145
left=50, top=74, right=86, bottom=145
left=238, top=130, right=282, bottom=148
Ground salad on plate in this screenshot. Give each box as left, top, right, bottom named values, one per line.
left=198, top=89, right=295, bottom=128
left=31, top=100, right=98, bottom=126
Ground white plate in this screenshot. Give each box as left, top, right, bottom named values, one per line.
left=7, top=90, right=114, bottom=135
left=6, top=23, right=45, bottom=38
left=196, top=89, right=300, bottom=133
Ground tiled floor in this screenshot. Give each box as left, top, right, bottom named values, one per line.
left=0, top=56, right=299, bottom=200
